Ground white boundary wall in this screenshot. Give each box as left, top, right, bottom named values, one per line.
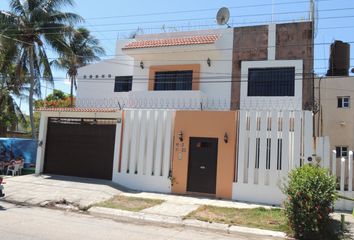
left=232, top=110, right=313, bottom=205
left=331, top=150, right=354, bottom=211
left=114, top=109, right=174, bottom=193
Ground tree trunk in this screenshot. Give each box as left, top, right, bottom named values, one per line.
left=28, top=47, right=36, bottom=139
left=70, top=75, right=74, bottom=107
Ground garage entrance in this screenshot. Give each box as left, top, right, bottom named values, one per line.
left=44, top=118, right=117, bottom=180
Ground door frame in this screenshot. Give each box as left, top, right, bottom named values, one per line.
left=186, top=137, right=218, bottom=194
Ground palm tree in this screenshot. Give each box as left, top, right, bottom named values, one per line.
left=52, top=27, right=105, bottom=106
left=0, top=0, right=83, bottom=139
left=0, top=38, right=26, bottom=136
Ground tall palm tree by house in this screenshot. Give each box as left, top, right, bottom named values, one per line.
left=0, top=0, right=83, bottom=139
left=0, top=38, right=26, bottom=136
left=52, top=27, right=104, bottom=106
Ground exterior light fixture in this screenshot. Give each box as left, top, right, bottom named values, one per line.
left=350, top=151, right=353, bottom=156
left=178, top=131, right=183, bottom=142
left=207, top=58, right=211, bottom=67
left=224, top=132, right=228, bottom=143
left=140, top=61, right=144, bottom=69
left=341, top=157, right=346, bottom=163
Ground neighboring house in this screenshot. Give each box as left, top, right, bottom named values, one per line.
left=315, top=75, right=354, bottom=157
left=77, top=21, right=313, bottom=111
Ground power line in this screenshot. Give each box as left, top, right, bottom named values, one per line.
left=6, top=14, right=354, bottom=36
left=83, top=0, right=333, bottom=20
left=3, top=6, right=353, bottom=32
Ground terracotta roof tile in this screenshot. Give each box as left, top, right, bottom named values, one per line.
left=36, top=108, right=119, bottom=113
left=123, top=34, right=219, bottom=49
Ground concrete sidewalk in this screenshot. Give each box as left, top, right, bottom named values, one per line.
left=2, top=174, right=123, bottom=208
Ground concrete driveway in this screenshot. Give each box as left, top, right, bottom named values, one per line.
left=1, top=174, right=124, bottom=208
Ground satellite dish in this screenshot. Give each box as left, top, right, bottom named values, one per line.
left=216, top=7, right=230, bottom=26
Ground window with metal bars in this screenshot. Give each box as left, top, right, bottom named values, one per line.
left=114, top=76, right=132, bottom=92
left=154, top=70, right=193, bottom=91
left=248, top=67, right=295, bottom=96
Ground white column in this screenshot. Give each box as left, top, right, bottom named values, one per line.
left=248, top=111, right=257, bottom=184
left=258, top=111, right=267, bottom=185
left=349, top=151, right=353, bottom=192
left=269, top=111, right=279, bottom=186
left=237, top=110, right=247, bottom=183
left=332, top=150, right=337, bottom=178
left=35, top=113, right=48, bottom=175
left=112, top=115, right=123, bottom=182
left=340, top=157, right=345, bottom=192
left=282, top=111, right=290, bottom=176
left=268, top=24, right=276, bottom=60
left=303, top=111, right=313, bottom=164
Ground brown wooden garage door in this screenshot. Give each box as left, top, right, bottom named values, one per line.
left=44, top=118, right=117, bottom=180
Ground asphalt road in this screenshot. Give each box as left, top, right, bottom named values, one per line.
left=0, top=201, right=279, bottom=240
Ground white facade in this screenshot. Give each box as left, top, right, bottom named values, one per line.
left=76, top=39, right=135, bottom=104
left=76, top=29, right=234, bottom=109
left=240, top=60, right=303, bottom=110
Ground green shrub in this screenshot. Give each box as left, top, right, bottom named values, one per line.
left=283, top=164, right=337, bottom=239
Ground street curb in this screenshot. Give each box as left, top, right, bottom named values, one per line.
left=88, top=206, right=288, bottom=239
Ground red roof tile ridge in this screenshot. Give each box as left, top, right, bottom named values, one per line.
left=36, top=107, right=119, bottom=112
left=123, top=34, right=220, bottom=49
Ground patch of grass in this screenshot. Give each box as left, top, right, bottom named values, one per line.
left=95, top=195, right=164, bottom=212
left=186, top=205, right=289, bottom=233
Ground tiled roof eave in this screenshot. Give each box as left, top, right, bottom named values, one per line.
left=123, top=34, right=219, bottom=50
left=35, top=107, right=120, bottom=113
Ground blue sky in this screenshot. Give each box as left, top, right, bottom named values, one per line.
left=1, top=0, right=353, bottom=110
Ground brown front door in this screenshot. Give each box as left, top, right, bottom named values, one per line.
left=187, top=137, right=218, bottom=194
left=44, top=118, right=116, bottom=180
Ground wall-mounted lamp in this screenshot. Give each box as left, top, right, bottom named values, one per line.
left=224, top=132, right=228, bottom=143
left=178, top=131, right=183, bottom=142
left=140, top=61, right=144, bottom=69
left=207, top=58, right=211, bottom=67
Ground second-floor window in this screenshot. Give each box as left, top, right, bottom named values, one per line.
left=154, top=70, right=193, bottom=91
left=336, top=146, right=348, bottom=158
left=247, top=67, right=295, bottom=97
left=114, top=76, right=132, bottom=92
left=337, top=96, right=350, bottom=108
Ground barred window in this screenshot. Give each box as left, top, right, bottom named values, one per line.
left=154, top=70, right=193, bottom=91
left=248, top=67, right=295, bottom=97
left=114, top=76, right=132, bottom=92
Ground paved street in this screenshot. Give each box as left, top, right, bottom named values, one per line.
left=0, top=202, right=279, bottom=240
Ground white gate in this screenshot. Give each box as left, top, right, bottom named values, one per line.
left=115, top=109, right=175, bottom=193
left=232, top=110, right=313, bottom=205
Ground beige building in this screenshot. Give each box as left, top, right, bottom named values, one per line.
left=315, top=76, right=354, bottom=157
